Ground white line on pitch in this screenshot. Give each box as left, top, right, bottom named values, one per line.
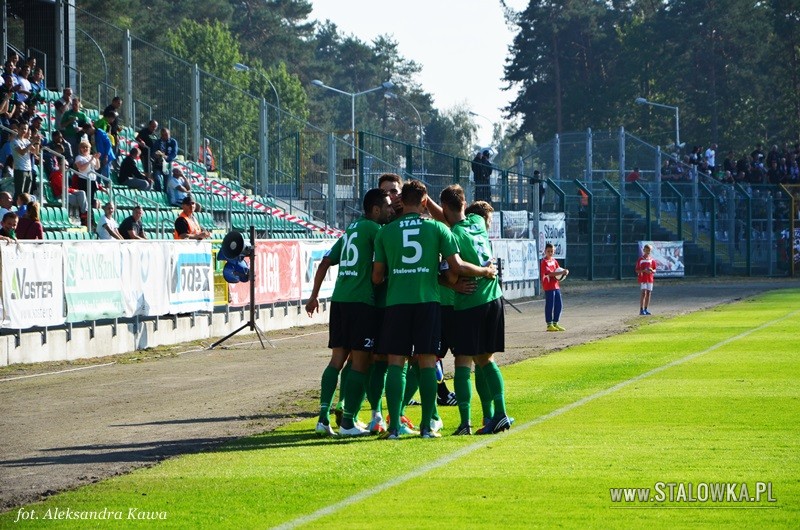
left=0, top=362, right=117, bottom=382
left=272, top=308, right=798, bottom=530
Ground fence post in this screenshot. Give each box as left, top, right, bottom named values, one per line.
left=553, top=134, right=560, bottom=182
left=405, top=143, right=413, bottom=177
left=191, top=64, right=201, bottom=166
left=585, top=127, right=593, bottom=183
left=259, top=97, right=269, bottom=196
left=655, top=146, right=662, bottom=222
left=327, top=133, right=336, bottom=227
left=56, top=0, right=65, bottom=90
left=618, top=127, right=625, bottom=200
left=123, top=30, right=133, bottom=128
left=767, top=198, right=774, bottom=276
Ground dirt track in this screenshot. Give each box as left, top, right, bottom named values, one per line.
left=0, top=277, right=797, bottom=511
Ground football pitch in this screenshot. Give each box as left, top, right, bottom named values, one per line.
left=3, top=290, right=799, bottom=528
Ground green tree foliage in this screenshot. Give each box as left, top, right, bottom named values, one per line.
left=505, top=0, right=800, bottom=154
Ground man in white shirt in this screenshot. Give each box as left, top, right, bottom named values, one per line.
left=96, top=202, right=123, bottom=240
left=704, top=144, right=717, bottom=176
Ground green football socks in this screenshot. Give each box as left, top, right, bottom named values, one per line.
left=474, top=363, right=494, bottom=420
left=482, top=361, right=507, bottom=417
left=318, top=365, right=340, bottom=424
left=385, top=364, right=406, bottom=431
left=454, top=365, right=472, bottom=426
left=419, top=367, right=437, bottom=431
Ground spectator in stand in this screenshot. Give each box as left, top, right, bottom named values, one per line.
left=93, top=109, right=117, bottom=147
left=766, top=145, right=781, bottom=168
left=135, top=120, right=159, bottom=176
left=47, top=144, right=89, bottom=226
left=789, top=160, right=800, bottom=183
left=73, top=140, right=101, bottom=207
left=778, top=157, right=789, bottom=182
left=167, top=167, right=191, bottom=206
left=723, top=151, right=736, bottom=175
left=0, top=211, right=17, bottom=242
left=16, top=200, right=43, bottom=240
left=12, top=121, right=39, bottom=201
left=154, top=128, right=178, bottom=167
left=0, top=122, right=18, bottom=171
left=767, top=160, right=782, bottom=185
left=119, top=205, right=146, bottom=240
left=150, top=150, right=168, bottom=192
left=54, top=87, right=73, bottom=131
left=200, top=138, right=216, bottom=171
left=13, top=64, right=32, bottom=104
left=625, top=167, right=641, bottom=183
left=173, top=194, right=210, bottom=240
left=27, top=67, right=45, bottom=105
left=0, top=191, right=13, bottom=219
left=60, top=97, right=87, bottom=154
left=82, top=121, right=115, bottom=179
left=751, top=143, right=765, bottom=168
left=16, top=192, right=32, bottom=218
left=705, top=143, right=717, bottom=176
left=96, top=202, right=123, bottom=240
left=103, top=97, right=123, bottom=162
left=46, top=130, right=74, bottom=167
left=118, top=146, right=152, bottom=191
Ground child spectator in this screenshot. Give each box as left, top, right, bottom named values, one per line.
left=541, top=242, right=568, bottom=331
left=635, top=244, right=657, bottom=315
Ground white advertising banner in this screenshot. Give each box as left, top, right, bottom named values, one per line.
left=120, top=242, right=170, bottom=317
left=299, top=240, right=338, bottom=300
left=501, top=210, right=530, bottom=239
left=64, top=241, right=127, bottom=322
left=168, top=242, right=214, bottom=313
left=488, top=212, right=501, bottom=240
left=1, top=243, right=65, bottom=328
left=490, top=239, right=539, bottom=283
left=539, top=212, right=567, bottom=259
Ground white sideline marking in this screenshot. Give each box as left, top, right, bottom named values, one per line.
left=0, top=362, right=117, bottom=382
left=272, top=308, right=799, bottom=530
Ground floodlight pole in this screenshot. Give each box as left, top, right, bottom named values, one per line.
left=635, top=97, right=680, bottom=150
left=210, top=225, right=269, bottom=350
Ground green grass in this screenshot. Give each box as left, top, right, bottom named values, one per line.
left=3, top=291, right=799, bottom=528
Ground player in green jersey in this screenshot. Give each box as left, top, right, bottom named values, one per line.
left=440, top=186, right=512, bottom=435
left=372, top=180, right=495, bottom=439
left=306, top=188, right=394, bottom=436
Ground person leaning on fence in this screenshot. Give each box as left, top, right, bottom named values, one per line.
left=173, top=194, right=210, bottom=240
left=16, top=200, right=43, bottom=240
left=12, top=121, right=38, bottom=201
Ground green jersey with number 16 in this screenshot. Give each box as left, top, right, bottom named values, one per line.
left=327, top=216, right=381, bottom=305
left=374, top=213, right=459, bottom=306
left=451, top=213, right=502, bottom=310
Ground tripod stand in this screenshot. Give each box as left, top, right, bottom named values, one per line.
left=496, top=258, right=521, bottom=313
left=210, top=225, right=269, bottom=349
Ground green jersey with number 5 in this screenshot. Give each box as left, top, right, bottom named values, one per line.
left=327, top=216, right=381, bottom=305
left=451, top=213, right=502, bottom=310
left=374, top=213, right=458, bottom=306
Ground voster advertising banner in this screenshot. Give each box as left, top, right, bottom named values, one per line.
left=64, top=241, right=127, bottom=322
left=638, top=240, right=685, bottom=277
left=1, top=243, right=65, bottom=328
left=169, top=242, right=214, bottom=313
left=228, top=240, right=301, bottom=306
left=300, top=240, right=338, bottom=300
left=539, top=212, right=566, bottom=259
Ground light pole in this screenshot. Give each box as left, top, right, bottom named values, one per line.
left=635, top=97, right=682, bottom=150
left=469, top=111, right=496, bottom=148
left=385, top=91, right=425, bottom=174
left=311, top=79, right=394, bottom=172
left=235, top=63, right=282, bottom=188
